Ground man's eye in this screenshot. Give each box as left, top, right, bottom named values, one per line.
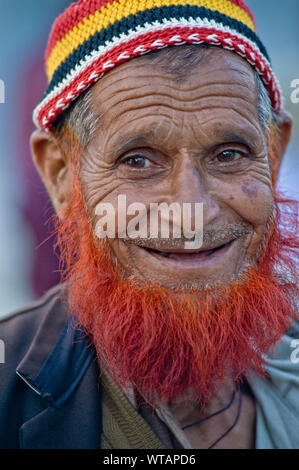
left=216, top=150, right=245, bottom=163
left=121, top=156, right=150, bottom=168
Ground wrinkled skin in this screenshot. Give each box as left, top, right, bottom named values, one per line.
left=77, top=49, right=283, bottom=288
left=32, top=48, right=291, bottom=290
left=31, top=47, right=292, bottom=448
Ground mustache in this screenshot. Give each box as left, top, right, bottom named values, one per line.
left=121, top=223, right=252, bottom=250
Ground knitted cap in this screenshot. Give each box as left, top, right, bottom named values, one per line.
left=33, top=0, right=282, bottom=132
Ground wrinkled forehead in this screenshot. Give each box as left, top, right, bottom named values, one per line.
left=87, top=48, right=261, bottom=149
left=91, top=48, right=258, bottom=117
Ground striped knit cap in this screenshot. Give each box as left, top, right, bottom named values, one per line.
left=33, top=0, right=282, bottom=132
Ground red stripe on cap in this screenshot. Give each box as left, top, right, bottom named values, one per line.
left=46, top=0, right=116, bottom=61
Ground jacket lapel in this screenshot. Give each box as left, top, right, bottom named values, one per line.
left=16, top=293, right=102, bottom=449
left=19, top=358, right=102, bottom=449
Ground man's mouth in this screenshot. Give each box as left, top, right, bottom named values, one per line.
left=140, top=239, right=235, bottom=262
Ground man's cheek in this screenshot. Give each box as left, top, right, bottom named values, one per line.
left=220, top=177, right=274, bottom=226
left=82, top=174, right=135, bottom=228
left=222, top=179, right=274, bottom=257
left=240, top=180, right=259, bottom=199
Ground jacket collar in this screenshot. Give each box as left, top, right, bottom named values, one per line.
left=14, top=286, right=102, bottom=449
left=16, top=286, right=96, bottom=408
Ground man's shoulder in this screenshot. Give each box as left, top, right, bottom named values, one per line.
left=0, top=284, right=67, bottom=371
left=0, top=284, right=95, bottom=449
left=1, top=284, right=64, bottom=329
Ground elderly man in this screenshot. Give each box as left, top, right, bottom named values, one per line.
left=0, top=0, right=298, bottom=450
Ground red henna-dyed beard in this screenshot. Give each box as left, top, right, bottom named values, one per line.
left=56, top=176, right=298, bottom=407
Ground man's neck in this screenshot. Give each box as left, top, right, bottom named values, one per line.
left=158, top=377, right=256, bottom=449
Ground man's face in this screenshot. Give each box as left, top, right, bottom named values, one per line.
left=80, top=48, right=272, bottom=289
left=31, top=47, right=296, bottom=405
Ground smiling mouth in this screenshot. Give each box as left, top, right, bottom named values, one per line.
left=141, top=240, right=235, bottom=261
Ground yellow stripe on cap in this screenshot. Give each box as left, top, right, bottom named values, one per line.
left=46, top=0, right=256, bottom=81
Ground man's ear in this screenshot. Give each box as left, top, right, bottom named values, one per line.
left=273, top=110, right=293, bottom=169
left=30, top=130, right=73, bottom=216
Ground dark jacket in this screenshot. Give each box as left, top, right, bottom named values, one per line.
left=0, top=285, right=102, bottom=449
left=1, top=285, right=299, bottom=449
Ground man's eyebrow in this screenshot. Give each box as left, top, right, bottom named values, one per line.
left=113, top=128, right=256, bottom=156
left=215, top=131, right=253, bottom=148
left=114, top=131, right=156, bottom=155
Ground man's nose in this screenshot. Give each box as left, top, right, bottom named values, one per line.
left=167, top=156, right=220, bottom=229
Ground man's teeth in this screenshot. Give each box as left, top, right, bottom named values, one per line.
left=146, top=244, right=227, bottom=258
left=203, top=249, right=215, bottom=256
left=159, top=251, right=170, bottom=258
left=152, top=248, right=216, bottom=258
